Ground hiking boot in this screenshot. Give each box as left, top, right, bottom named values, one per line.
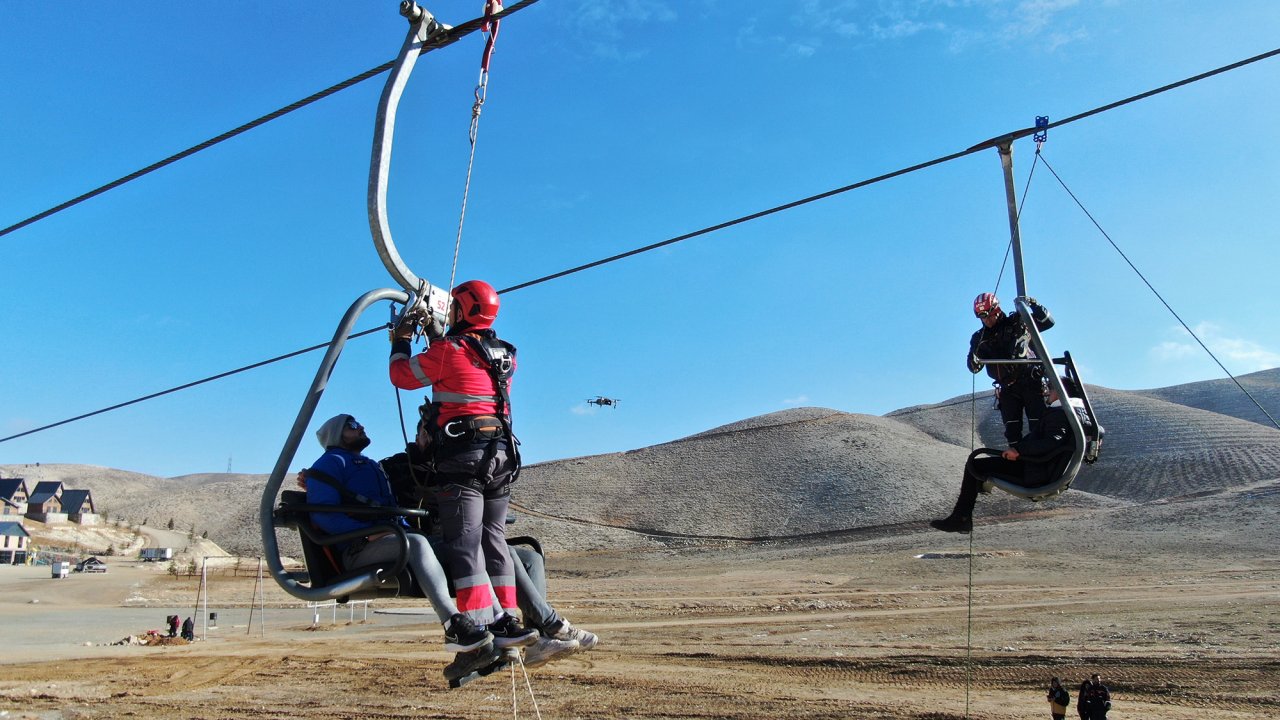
left=522, top=637, right=579, bottom=668
left=489, top=613, right=539, bottom=649
left=444, top=613, right=492, bottom=653
left=930, top=514, right=973, bottom=533
left=551, top=619, right=599, bottom=651
left=443, top=642, right=501, bottom=683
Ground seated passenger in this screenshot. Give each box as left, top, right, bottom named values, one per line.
left=931, top=377, right=1093, bottom=533
left=379, top=411, right=599, bottom=667
left=305, top=414, right=536, bottom=681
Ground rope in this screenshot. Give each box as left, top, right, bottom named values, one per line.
left=964, top=373, right=976, bottom=719
left=450, top=4, right=501, bottom=292
left=510, top=657, right=518, bottom=718
left=0, top=0, right=543, bottom=241
left=518, top=655, right=543, bottom=720
left=1037, top=153, right=1280, bottom=430
left=965, top=525, right=975, bottom=720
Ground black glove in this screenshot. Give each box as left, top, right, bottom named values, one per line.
left=390, top=319, right=416, bottom=343
left=422, top=314, right=444, bottom=340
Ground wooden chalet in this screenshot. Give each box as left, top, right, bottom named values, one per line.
left=0, top=521, right=30, bottom=565
left=0, top=478, right=29, bottom=518
left=59, top=489, right=98, bottom=525
left=25, top=481, right=66, bottom=523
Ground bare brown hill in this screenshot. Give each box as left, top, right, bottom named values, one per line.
left=5, top=371, right=1278, bottom=556
left=1132, top=366, right=1280, bottom=427
left=889, top=383, right=1280, bottom=503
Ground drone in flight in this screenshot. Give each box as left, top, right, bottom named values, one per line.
left=586, top=396, right=621, bottom=409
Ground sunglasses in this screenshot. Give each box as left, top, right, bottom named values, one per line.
left=976, top=310, right=997, bottom=318
left=345, top=419, right=363, bottom=431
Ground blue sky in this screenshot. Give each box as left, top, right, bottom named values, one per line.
left=3, top=1, right=1278, bottom=478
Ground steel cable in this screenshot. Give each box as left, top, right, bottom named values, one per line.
left=3, top=46, right=1277, bottom=444
left=0, top=0, right=542, bottom=241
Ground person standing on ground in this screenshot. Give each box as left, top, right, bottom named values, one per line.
left=1047, top=676, right=1070, bottom=720
left=967, top=292, right=1054, bottom=444
left=1080, top=673, right=1111, bottom=720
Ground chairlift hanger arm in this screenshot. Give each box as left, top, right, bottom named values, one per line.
left=368, top=1, right=535, bottom=322
left=368, top=2, right=449, bottom=297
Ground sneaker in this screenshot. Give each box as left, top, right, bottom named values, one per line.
left=551, top=619, right=599, bottom=651
left=443, top=642, right=501, bottom=682
left=444, top=613, right=493, bottom=653
left=489, top=613, right=539, bottom=649
left=930, top=515, right=973, bottom=533
left=522, top=636, right=579, bottom=668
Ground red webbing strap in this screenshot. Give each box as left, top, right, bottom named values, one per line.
left=480, top=1, right=503, bottom=72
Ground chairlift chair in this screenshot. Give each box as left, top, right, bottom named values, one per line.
left=971, top=302, right=1105, bottom=501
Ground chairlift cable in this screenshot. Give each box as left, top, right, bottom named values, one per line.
left=498, top=46, right=1280, bottom=296
left=6, top=49, right=1280, bottom=444
left=0, top=324, right=390, bottom=445
left=1037, top=153, right=1280, bottom=430
left=0, top=0, right=543, bottom=242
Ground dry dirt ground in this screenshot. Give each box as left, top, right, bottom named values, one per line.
left=1, top=491, right=1277, bottom=720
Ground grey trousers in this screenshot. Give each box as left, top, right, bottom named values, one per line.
left=344, top=533, right=457, bottom=624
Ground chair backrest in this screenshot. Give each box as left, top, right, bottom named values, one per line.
left=276, top=491, right=421, bottom=603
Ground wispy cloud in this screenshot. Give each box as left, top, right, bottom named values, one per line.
left=1152, top=322, right=1280, bottom=372
left=744, top=0, right=1088, bottom=58
left=563, top=0, right=678, bottom=60
left=782, top=394, right=810, bottom=406
left=570, top=404, right=596, bottom=416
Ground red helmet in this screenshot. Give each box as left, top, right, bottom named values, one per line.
left=451, top=280, right=500, bottom=329
left=973, top=292, right=1000, bottom=318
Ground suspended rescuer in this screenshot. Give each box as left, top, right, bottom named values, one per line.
left=931, top=376, right=1092, bottom=533
left=380, top=405, right=599, bottom=668
left=305, top=413, right=533, bottom=681
left=968, top=293, right=1055, bottom=444
left=389, top=280, right=537, bottom=652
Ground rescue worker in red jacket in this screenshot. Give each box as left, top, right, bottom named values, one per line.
left=967, top=292, right=1055, bottom=445
left=389, top=280, right=535, bottom=646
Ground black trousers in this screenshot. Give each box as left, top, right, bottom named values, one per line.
left=997, top=378, right=1047, bottom=444
left=953, top=456, right=1026, bottom=516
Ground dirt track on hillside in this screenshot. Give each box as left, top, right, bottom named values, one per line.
left=4, top=501, right=1279, bottom=720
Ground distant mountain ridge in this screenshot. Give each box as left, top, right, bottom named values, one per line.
left=4, top=369, right=1277, bottom=555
